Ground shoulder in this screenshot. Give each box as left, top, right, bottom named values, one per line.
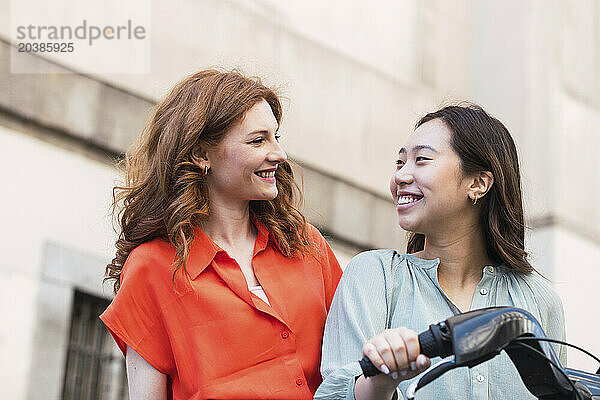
left=302, top=223, right=334, bottom=260
left=303, top=223, right=337, bottom=259
left=305, top=223, right=329, bottom=244
left=511, top=269, right=566, bottom=347
left=347, top=249, right=399, bottom=266
left=518, top=271, right=562, bottom=304
left=512, top=270, right=565, bottom=320
left=122, top=238, right=175, bottom=281
left=346, top=250, right=417, bottom=272
left=343, top=249, right=401, bottom=281
left=115, top=238, right=185, bottom=304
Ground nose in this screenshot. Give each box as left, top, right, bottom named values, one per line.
left=268, top=140, right=287, bottom=164
left=393, top=164, right=414, bottom=185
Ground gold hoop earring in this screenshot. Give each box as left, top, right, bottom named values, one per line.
left=472, top=195, right=478, bottom=205
left=203, top=165, right=209, bottom=176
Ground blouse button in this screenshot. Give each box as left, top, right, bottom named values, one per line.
left=296, top=378, right=303, bottom=386
left=476, top=374, right=485, bottom=382
left=281, top=331, right=289, bottom=339
left=479, top=288, right=488, bottom=295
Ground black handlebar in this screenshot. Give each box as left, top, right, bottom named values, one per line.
left=356, top=307, right=600, bottom=400
left=359, top=321, right=453, bottom=377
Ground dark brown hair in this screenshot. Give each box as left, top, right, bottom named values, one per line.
left=407, top=103, right=533, bottom=273
left=104, top=69, right=311, bottom=294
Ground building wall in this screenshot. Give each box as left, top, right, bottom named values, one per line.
left=0, top=124, right=116, bottom=399
left=0, top=0, right=599, bottom=397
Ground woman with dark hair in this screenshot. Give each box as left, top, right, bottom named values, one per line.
left=99, top=70, right=342, bottom=399
left=315, top=104, right=566, bottom=400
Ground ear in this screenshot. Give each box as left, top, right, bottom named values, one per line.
left=467, top=171, right=494, bottom=202
left=191, top=145, right=210, bottom=170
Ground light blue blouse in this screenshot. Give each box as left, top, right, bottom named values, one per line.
left=315, top=250, right=567, bottom=400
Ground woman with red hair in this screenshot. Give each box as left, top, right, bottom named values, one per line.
left=100, top=70, right=342, bottom=399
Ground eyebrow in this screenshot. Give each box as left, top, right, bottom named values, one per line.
left=247, top=126, right=280, bottom=136
left=398, top=144, right=439, bottom=156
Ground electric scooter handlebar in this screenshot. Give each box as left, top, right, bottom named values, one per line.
left=358, top=307, right=600, bottom=399
left=358, top=321, right=453, bottom=377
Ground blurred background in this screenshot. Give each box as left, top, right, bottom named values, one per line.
left=1, top=0, right=599, bottom=398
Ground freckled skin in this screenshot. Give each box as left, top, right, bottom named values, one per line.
left=206, top=99, right=287, bottom=207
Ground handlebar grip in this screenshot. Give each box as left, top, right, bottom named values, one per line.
left=418, top=329, right=439, bottom=358
left=359, top=327, right=448, bottom=377
left=358, top=356, right=381, bottom=378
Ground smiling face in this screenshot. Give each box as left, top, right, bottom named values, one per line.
left=390, top=119, right=475, bottom=235
left=204, top=99, right=287, bottom=207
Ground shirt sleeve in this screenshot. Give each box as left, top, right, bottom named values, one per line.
left=315, top=251, right=400, bottom=400
left=309, top=225, right=343, bottom=310
left=99, top=245, right=175, bottom=374
left=538, top=278, right=568, bottom=365
left=546, top=296, right=567, bottom=366
left=522, top=272, right=568, bottom=365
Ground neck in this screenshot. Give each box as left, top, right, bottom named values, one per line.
left=416, top=221, right=495, bottom=288
left=200, top=200, right=255, bottom=248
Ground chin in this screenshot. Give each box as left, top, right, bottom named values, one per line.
left=254, top=190, right=278, bottom=201
left=396, top=216, right=421, bottom=233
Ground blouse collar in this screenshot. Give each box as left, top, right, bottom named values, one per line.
left=403, top=253, right=507, bottom=282
left=185, top=215, right=274, bottom=280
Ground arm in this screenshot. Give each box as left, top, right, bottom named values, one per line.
left=316, top=251, right=431, bottom=400
left=100, top=245, right=176, bottom=397
left=541, top=285, right=568, bottom=365
left=126, top=346, right=167, bottom=400
left=524, top=273, right=568, bottom=365
left=315, top=252, right=389, bottom=400
left=354, top=331, right=429, bottom=400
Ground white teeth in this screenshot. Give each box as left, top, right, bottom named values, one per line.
left=397, top=195, right=421, bottom=205
left=256, top=171, right=275, bottom=178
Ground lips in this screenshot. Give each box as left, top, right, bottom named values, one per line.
left=254, top=167, right=277, bottom=181
left=396, top=192, right=423, bottom=207
left=255, top=170, right=275, bottom=178
left=397, top=195, right=422, bottom=205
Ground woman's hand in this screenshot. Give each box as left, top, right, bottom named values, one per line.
left=354, top=327, right=431, bottom=400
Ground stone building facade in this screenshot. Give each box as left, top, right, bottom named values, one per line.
left=0, top=1, right=598, bottom=398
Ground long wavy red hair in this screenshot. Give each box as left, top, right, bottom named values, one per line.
left=104, top=70, right=311, bottom=294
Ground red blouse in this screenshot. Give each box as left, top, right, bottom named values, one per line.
left=99, top=219, right=342, bottom=399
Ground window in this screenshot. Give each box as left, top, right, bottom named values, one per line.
left=62, top=290, right=128, bottom=400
